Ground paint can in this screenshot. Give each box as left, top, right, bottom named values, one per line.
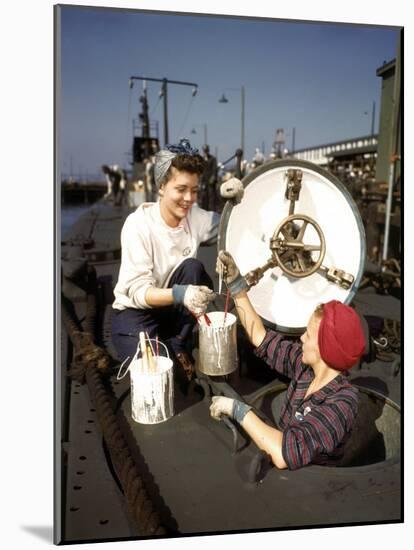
left=198, top=311, right=238, bottom=376
left=117, top=340, right=174, bottom=424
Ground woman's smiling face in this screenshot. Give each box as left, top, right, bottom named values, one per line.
left=159, top=167, right=199, bottom=227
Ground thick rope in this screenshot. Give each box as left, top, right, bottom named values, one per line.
left=62, top=265, right=169, bottom=534
left=86, top=365, right=167, bottom=535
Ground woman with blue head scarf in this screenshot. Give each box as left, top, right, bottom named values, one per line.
left=111, top=138, right=220, bottom=381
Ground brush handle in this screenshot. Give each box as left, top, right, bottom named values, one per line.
left=139, top=331, right=149, bottom=370
left=146, top=345, right=156, bottom=370
left=190, top=310, right=211, bottom=326
left=223, top=289, right=230, bottom=325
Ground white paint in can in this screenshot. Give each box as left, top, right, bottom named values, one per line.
left=116, top=339, right=174, bottom=425
left=198, top=311, right=238, bottom=375
left=129, top=356, right=174, bottom=424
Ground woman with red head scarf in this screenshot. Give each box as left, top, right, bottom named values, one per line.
left=210, top=251, right=366, bottom=470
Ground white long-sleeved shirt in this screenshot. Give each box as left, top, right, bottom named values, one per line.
left=113, top=201, right=219, bottom=310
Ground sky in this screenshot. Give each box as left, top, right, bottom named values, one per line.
left=59, top=6, right=399, bottom=179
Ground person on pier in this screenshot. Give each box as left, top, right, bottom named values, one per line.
left=102, top=164, right=122, bottom=204
left=199, top=145, right=218, bottom=211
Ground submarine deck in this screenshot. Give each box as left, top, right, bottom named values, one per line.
left=59, top=200, right=401, bottom=542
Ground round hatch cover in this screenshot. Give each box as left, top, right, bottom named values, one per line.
left=218, top=159, right=365, bottom=334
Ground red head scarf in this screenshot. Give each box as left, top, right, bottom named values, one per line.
left=317, top=300, right=366, bottom=371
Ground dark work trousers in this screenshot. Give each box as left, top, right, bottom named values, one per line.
left=111, top=258, right=213, bottom=363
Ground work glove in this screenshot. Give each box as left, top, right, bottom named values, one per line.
left=220, top=177, right=244, bottom=203
left=172, top=284, right=215, bottom=316
left=216, top=250, right=249, bottom=297
left=210, top=396, right=252, bottom=423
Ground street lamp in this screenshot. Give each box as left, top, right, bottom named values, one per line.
left=218, top=86, right=245, bottom=154
left=190, top=123, right=208, bottom=146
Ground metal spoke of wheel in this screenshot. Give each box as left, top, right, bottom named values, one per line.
left=281, top=227, right=291, bottom=240
left=296, top=220, right=308, bottom=242
left=303, top=244, right=321, bottom=252
left=296, top=253, right=306, bottom=272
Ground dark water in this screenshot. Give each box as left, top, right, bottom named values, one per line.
left=61, top=204, right=91, bottom=237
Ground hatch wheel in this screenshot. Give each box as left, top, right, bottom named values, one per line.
left=270, top=214, right=326, bottom=278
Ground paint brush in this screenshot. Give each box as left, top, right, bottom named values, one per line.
left=218, top=261, right=223, bottom=296
left=223, top=288, right=230, bottom=327
left=155, top=335, right=159, bottom=357
left=203, top=313, right=212, bottom=326
left=190, top=310, right=211, bottom=326
left=145, top=331, right=155, bottom=355
left=190, top=310, right=201, bottom=324
left=139, top=331, right=148, bottom=371
left=146, top=344, right=156, bottom=371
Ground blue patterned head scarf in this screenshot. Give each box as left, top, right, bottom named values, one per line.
left=154, top=138, right=199, bottom=187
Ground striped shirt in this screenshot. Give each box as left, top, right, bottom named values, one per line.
left=254, top=329, right=359, bottom=470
